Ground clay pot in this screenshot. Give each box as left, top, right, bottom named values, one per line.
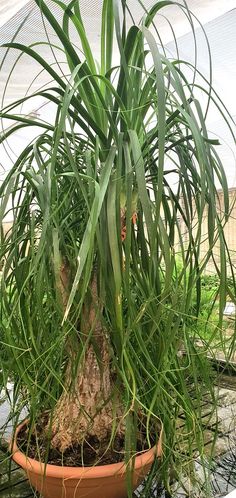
left=12, top=421, right=162, bottom=498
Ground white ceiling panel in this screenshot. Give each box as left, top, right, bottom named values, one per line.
left=0, top=0, right=29, bottom=28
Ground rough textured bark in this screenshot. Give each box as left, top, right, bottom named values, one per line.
left=50, top=268, right=123, bottom=453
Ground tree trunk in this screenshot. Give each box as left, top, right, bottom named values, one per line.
left=49, top=267, right=123, bottom=453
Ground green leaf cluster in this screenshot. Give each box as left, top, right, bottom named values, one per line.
left=0, top=0, right=235, bottom=491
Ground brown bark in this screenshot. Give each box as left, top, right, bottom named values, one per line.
left=49, top=269, right=123, bottom=453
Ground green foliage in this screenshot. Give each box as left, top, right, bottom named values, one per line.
left=187, top=275, right=236, bottom=347
left=0, top=0, right=235, bottom=493
left=201, top=274, right=221, bottom=293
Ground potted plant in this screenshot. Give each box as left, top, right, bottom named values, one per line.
left=0, top=1, right=235, bottom=497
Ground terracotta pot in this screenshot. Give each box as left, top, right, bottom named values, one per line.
left=12, top=421, right=162, bottom=498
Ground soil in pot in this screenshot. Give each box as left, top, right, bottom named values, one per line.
left=17, top=413, right=155, bottom=467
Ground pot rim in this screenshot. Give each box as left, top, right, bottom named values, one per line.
left=11, top=419, right=162, bottom=479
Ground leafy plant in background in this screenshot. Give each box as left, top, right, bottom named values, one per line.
left=0, top=0, right=235, bottom=495
left=187, top=273, right=236, bottom=351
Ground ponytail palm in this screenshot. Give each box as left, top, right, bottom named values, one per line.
left=0, top=0, right=235, bottom=493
